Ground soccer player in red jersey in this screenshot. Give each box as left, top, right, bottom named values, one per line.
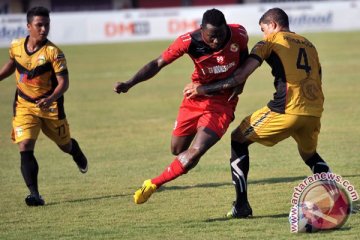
left=114, top=9, right=249, bottom=204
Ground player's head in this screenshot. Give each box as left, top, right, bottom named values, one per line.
left=202, top=8, right=227, bottom=27
left=26, top=6, right=50, bottom=42
left=259, top=8, right=289, bottom=38
left=201, top=8, right=229, bottom=50
left=27, top=6, right=50, bottom=24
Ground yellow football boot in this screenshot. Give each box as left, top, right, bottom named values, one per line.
left=134, top=179, right=157, bottom=204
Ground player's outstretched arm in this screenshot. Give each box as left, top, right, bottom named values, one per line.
left=114, top=56, right=168, bottom=94
left=0, top=59, right=15, bottom=81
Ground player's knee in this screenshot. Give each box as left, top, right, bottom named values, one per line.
left=18, top=139, right=36, bottom=152
left=171, top=146, right=182, bottom=156
left=230, top=127, right=246, bottom=142
left=178, top=148, right=202, bottom=171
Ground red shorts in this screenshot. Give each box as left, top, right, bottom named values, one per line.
left=172, top=97, right=237, bottom=138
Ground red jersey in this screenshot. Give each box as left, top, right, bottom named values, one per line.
left=162, top=24, right=248, bottom=85
left=163, top=24, right=249, bottom=137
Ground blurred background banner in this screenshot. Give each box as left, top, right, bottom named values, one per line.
left=0, top=0, right=359, bottom=47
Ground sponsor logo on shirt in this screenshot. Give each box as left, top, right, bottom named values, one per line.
left=216, top=56, right=224, bottom=64
left=207, top=61, right=236, bottom=74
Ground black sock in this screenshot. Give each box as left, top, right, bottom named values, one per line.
left=20, top=151, right=39, bottom=196
left=305, top=152, right=330, bottom=174
left=230, top=141, right=250, bottom=207
left=69, top=138, right=87, bottom=169
left=70, top=138, right=84, bottom=160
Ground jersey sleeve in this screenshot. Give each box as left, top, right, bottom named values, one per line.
left=9, top=47, right=13, bottom=59
left=249, top=40, right=271, bottom=64
left=238, top=25, right=249, bottom=51
left=8, top=39, right=21, bottom=59
left=161, top=34, right=190, bottom=64
left=250, top=33, right=278, bottom=64
left=238, top=25, right=250, bottom=62
left=49, top=47, right=68, bottom=75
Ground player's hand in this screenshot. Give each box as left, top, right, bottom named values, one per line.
left=114, top=82, right=131, bottom=94
left=36, top=97, right=53, bottom=110
left=183, top=82, right=204, bottom=99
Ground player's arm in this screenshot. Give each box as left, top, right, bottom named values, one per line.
left=184, top=57, right=260, bottom=99
left=36, top=73, right=69, bottom=109
left=0, top=58, right=15, bottom=81
left=114, top=56, right=168, bottom=94
left=229, top=46, right=250, bottom=98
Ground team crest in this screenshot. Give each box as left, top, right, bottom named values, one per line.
left=15, top=127, right=24, bottom=137
left=230, top=43, right=239, bottom=52
left=300, top=78, right=320, bottom=101
left=37, top=55, right=46, bottom=65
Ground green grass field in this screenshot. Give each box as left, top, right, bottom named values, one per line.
left=0, top=31, right=359, bottom=239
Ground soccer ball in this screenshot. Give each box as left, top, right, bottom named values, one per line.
left=301, top=181, right=352, bottom=231
left=291, top=181, right=352, bottom=233
left=297, top=201, right=320, bottom=233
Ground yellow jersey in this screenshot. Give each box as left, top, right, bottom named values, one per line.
left=250, top=31, right=324, bottom=117
left=9, top=37, right=68, bottom=119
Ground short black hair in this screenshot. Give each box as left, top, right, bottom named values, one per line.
left=27, top=6, right=50, bottom=24
left=259, top=8, right=289, bottom=28
left=202, top=8, right=227, bottom=27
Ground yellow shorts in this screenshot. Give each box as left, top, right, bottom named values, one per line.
left=12, top=113, right=71, bottom=146
left=239, top=106, right=321, bottom=154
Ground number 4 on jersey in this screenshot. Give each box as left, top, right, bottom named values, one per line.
left=296, top=48, right=311, bottom=73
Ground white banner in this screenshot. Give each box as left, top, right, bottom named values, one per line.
left=0, top=1, right=359, bottom=48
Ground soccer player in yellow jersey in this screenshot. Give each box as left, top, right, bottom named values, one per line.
left=0, top=7, right=88, bottom=206
left=183, top=8, right=331, bottom=218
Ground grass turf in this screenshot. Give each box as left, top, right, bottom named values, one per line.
left=0, top=31, right=359, bottom=239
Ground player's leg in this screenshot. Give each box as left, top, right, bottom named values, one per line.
left=176, top=126, right=220, bottom=170
left=58, top=139, right=88, bottom=173
left=171, top=135, right=195, bottom=155
left=293, top=116, right=330, bottom=174
left=149, top=103, right=201, bottom=188
left=170, top=98, right=202, bottom=156
left=227, top=126, right=253, bottom=218
left=41, top=118, right=88, bottom=173
left=151, top=105, right=234, bottom=187
left=227, top=107, right=291, bottom=218
left=134, top=126, right=220, bottom=204
left=12, top=114, right=44, bottom=206
left=134, top=100, right=232, bottom=204
left=302, top=151, right=330, bottom=173
left=18, top=139, right=45, bottom=206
